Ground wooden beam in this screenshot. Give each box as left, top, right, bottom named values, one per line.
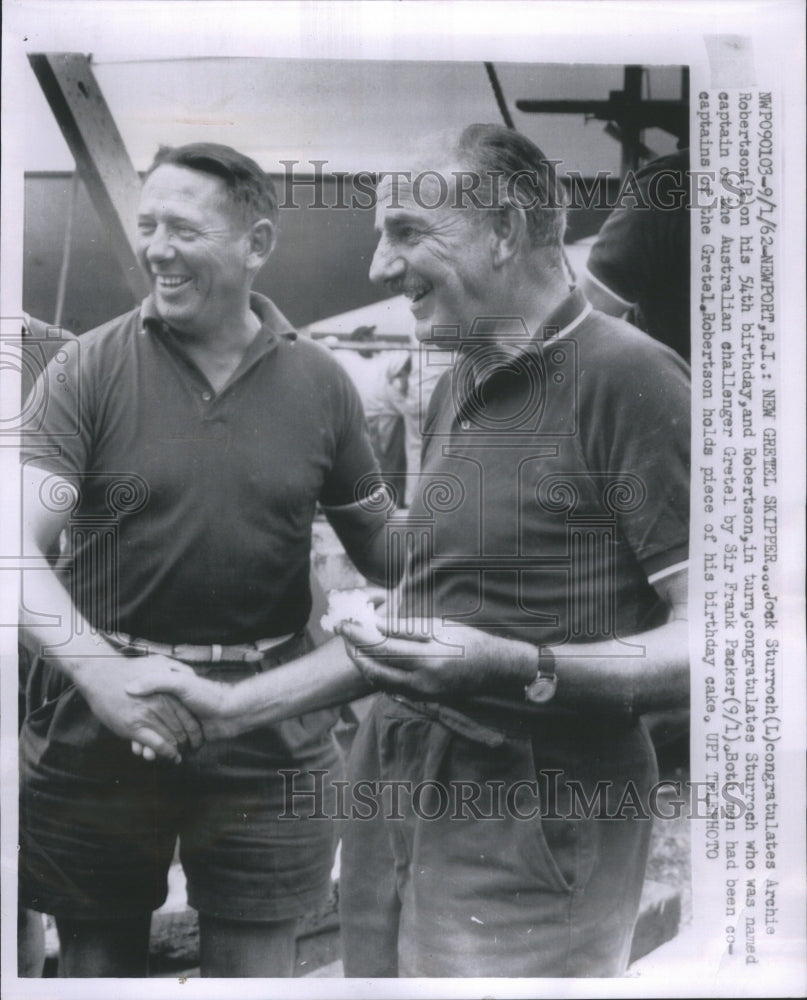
left=28, top=52, right=148, bottom=301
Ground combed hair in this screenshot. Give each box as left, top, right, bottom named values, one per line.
left=146, top=143, right=278, bottom=229
left=452, top=124, right=568, bottom=261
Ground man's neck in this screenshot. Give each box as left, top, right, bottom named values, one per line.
left=169, top=303, right=262, bottom=392
left=459, top=274, right=571, bottom=356
left=514, top=274, right=571, bottom=340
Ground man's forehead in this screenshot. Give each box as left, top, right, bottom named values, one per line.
left=140, top=163, right=227, bottom=209
left=375, top=162, right=464, bottom=212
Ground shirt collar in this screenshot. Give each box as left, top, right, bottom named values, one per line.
left=460, top=287, right=592, bottom=399
left=491, top=287, right=591, bottom=364
left=536, top=286, right=592, bottom=343
left=140, top=291, right=298, bottom=353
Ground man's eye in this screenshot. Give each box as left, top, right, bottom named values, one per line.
left=175, top=227, right=197, bottom=239
left=137, top=222, right=156, bottom=236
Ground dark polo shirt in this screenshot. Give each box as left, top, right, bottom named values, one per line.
left=400, top=289, right=690, bottom=648
left=22, top=293, right=378, bottom=644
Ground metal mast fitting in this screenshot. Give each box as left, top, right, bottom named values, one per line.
left=516, top=65, right=689, bottom=175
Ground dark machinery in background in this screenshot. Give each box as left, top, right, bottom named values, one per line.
left=487, top=62, right=689, bottom=175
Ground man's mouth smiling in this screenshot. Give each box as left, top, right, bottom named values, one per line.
left=404, top=281, right=433, bottom=311
left=155, top=274, right=192, bottom=290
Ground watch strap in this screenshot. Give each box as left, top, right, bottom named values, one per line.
left=524, top=645, right=557, bottom=704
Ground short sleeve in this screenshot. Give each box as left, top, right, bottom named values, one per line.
left=20, top=337, right=93, bottom=477
left=318, top=364, right=382, bottom=507
left=580, top=329, right=691, bottom=579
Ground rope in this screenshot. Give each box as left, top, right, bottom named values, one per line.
left=484, top=62, right=515, bottom=129
left=54, top=172, right=79, bottom=327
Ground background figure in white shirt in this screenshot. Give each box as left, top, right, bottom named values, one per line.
left=335, top=326, right=408, bottom=505
left=382, top=339, right=443, bottom=508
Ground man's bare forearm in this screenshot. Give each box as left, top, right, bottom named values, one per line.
left=226, top=617, right=688, bottom=728
left=548, top=618, right=689, bottom=715
left=20, top=561, right=205, bottom=758
left=21, top=465, right=122, bottom=680
left=20, top=549, right=121, bottom=682
left=548, top=568, right=689, bottom=715
left=21, top=467, right=205, bottom=758
left=220, top=638, right=372, bottom=734
left=340, top=569, right=690, bottom=718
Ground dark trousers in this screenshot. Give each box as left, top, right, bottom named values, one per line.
left=340, top=694, right=657, bottom=977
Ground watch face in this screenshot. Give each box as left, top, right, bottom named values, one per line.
left=525, top=674, right=558, bottom=704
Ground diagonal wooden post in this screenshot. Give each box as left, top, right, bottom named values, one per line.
left=28, top=52, right=148, bottom=302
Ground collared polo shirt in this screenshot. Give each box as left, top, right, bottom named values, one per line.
left=399, top=289, right=690, bottom=647
left=22, top=293, right=378, bottom=644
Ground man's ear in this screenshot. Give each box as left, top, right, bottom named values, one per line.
left=490, top=204, right=527, bottom=267
left=246, top=219, right=276, bottom=270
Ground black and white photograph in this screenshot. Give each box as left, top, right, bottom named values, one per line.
left=1, top=3, right=804, bottom=997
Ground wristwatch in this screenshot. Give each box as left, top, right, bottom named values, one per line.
left=524, top=645, right=557, bottom=704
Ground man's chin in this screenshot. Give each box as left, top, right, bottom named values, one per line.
left=153, top=302, right=195, bottom=335
left=414, top=322, right=463, bottom=350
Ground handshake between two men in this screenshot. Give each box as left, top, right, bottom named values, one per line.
left=121, top=602, right=560, bottom=763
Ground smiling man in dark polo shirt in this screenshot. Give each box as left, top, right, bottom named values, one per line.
left=335, top=125, right=691, bottom=977
left=18, top=142, right=388, bottom=978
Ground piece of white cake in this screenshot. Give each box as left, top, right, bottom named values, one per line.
left=320, top=589, right=380, bottom=634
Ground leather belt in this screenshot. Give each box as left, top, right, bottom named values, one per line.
left=390, top=694, right=631, bottom=747
left=390, top=695, right=537, bottom=747
left=107, top=631, right=297, bottom=664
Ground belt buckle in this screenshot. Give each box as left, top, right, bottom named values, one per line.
left=116, top=634, right=149, bottom=657
left=170, top=643, right=211, bottom=664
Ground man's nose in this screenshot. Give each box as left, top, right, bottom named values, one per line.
left=368, top=237, right=405, bottom=286
left=144, top=224, right=175, bottom=263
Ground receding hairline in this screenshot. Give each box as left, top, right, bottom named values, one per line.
left=398, top=125, right=541, bottom=174
left=375, top=130, right=499, bottom=215
left=410, top=127, right=469, bottom=170
left=139, top=163, right=247, bottom=223
left=143, top=160, right=229, bottom=189
left=144, top=143, right=279, bottom=228
left=382, top=126, right=563, bottom=200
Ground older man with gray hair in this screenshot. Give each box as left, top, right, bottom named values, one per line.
left=336, top=124, right=690, bottom=977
